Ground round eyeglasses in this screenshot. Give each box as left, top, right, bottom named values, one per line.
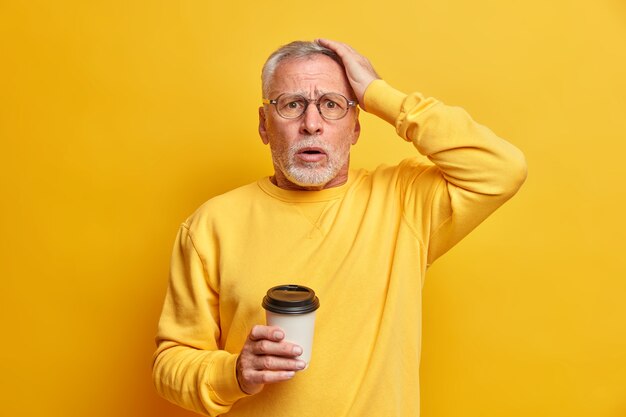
left=262, top=93, right=357, bottom=120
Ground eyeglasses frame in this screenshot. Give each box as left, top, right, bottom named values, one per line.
left=262, top=92, right=357, bottom=120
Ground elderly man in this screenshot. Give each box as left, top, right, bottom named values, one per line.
left=152, top=39, right=527, bottom=416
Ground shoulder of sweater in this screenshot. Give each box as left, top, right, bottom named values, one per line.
left=368, top=157, right=434, bottom=182
left=183, top=180, right=261, bottom=228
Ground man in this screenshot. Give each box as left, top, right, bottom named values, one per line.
left=152, top=39, right=527, bottom=416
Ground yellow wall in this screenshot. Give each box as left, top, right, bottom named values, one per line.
left=1, top=1, right=625, bottom=416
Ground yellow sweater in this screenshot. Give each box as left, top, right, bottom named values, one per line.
left=152, top=80, right=527, bottom=416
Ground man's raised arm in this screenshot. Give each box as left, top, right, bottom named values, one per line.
left=319, top=38, right=527, bottom=264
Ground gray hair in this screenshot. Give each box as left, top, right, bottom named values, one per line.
left=261, top=40, right=345, bottom=98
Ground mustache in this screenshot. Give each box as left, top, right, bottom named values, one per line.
left=289, top=136, right=332, bottom=153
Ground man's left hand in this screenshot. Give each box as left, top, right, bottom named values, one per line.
left=316, top=38, right=380, bottom=111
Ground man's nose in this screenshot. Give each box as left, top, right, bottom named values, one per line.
left=299, top=103, right=324, bottom=135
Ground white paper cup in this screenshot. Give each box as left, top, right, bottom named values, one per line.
left=262, top=285, right=320, bottom=367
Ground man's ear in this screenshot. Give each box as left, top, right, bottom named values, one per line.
left=258, top=106, right=269, bottom=145
left=351, top=109, right=361, bottom=145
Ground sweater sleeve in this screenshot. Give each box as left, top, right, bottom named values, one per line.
left=364, top=80, right=527, bottom=265
left=152, top=224, right=249, bottom=416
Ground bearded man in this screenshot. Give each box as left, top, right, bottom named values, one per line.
left=152, top=38, right=527, bottom=417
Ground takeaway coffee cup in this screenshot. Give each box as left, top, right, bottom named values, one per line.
left=262, top=285, right=320, bottom=367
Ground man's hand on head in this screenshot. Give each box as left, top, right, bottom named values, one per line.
left=316, top=38, right=380, bottom=111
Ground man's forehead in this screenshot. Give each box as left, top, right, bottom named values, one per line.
left=269, top=55, right=351, bottom=96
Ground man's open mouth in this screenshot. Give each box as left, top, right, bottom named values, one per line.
left=296, top=147, right=327, bottom=162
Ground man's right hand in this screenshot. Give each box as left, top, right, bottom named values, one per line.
left=236, top=325, right=307, bottom=395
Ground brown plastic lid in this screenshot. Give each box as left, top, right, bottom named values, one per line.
left=262, top=285, right=320, bottom=314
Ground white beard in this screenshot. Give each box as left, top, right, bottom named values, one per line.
left=275, top=136, right=350, bottom=187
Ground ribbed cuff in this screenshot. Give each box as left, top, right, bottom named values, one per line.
left=208, top=352, right=250, bottom=404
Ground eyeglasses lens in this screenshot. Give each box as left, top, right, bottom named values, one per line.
left=276, top=94, right=349, bottom=120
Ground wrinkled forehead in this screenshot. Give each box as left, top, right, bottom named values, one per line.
left=268, top=55, right=354, bottom=99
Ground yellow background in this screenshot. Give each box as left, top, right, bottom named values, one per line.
left=1, top=1, right=625, bottom=416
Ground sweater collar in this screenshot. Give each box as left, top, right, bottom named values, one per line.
left=257, top=171, right=359, bottom=203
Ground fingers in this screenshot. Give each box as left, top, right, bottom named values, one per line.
left=240, top=368, right=297, bottom=387
left=248, top=324, right=286, bottom=342
left=236, top=325, right=306, bottom=395
left=243, top=353, right=306, bottom=373
left=315, top=38, right=380, bottom=109
left=316, top=38, right=355, bottom=57
left=247, top=325, right=303, bottom=361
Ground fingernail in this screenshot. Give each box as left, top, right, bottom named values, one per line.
left=293, top=346, right=303, bottom=355
left=285, top=371, right=295, bottom=378
left=273, top=331, right=283, bottom=340
left=296, top=360, right=306, bottom=370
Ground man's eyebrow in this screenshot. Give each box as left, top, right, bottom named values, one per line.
left=281, top=89, right=332, bottom=99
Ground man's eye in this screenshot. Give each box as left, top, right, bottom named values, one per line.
left=280, top=99, right=305, bottom=110
left=322, top=99, right=343, bottom=110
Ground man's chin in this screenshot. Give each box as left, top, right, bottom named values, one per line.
left=287, top=175, right=330, bottom=189
left=285, top=168, right=335, bottom=189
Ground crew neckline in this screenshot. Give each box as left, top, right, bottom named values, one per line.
left=257, top=170, right=360, bottom=203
